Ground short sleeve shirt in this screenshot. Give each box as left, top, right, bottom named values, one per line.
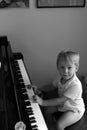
left=53, top=74, right=85, bottom=113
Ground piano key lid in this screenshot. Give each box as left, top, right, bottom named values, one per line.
left=14, top=121, right=26, bottom=130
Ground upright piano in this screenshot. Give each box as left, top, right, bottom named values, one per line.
left=0, top=36, right=48, bottom=130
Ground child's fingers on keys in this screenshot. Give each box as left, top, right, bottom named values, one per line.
left=26, top=84, right=32, bottom=89
left=30, top=95, right=37, bottom=102
left=32, top=85, right=38, bottom=92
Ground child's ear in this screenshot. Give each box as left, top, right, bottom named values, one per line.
left=75, top=65, right=79, bottom=72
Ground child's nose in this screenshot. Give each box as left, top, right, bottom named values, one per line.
left=64, top=68, right=68, bottom=73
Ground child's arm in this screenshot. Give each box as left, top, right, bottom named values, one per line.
left=30, top=85, right=43, bottom=97
left=32, top=95, right=68, bottom=107
left=31, top=84, right=58, bottom=99
left=42, top=96, right=68, bottom=106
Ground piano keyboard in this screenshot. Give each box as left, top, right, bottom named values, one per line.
left=14, top=59, right=48, bottom=130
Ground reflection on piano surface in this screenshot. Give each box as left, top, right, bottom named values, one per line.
left=0, top=36, right=48, bottom=130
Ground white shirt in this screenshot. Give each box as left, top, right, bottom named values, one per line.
left=53, top=74, right=85, bottom=114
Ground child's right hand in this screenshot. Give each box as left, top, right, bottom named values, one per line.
left=31, top=85, right=38, bottom=93
left=32, top=85, right=42, bottom=96
left=30, top=95, right=43, bottom=106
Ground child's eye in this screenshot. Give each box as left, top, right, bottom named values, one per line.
left=68, top=67, right=72, bottom=69
left=60, top=66, right=64, bottom=69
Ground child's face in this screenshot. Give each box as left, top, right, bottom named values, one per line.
left=57, top=59, right=78, bottom=81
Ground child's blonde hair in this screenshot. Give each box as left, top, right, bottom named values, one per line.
left=56, top=50, right=80, bottom=68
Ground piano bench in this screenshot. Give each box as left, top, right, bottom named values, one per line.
left=53, top=110, right=87, bottom=130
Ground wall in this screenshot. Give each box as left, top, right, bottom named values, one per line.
left=0, top=0, right=87, bottom=87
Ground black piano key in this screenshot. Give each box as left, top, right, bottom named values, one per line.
left=14, top=64, right=19, bottom=67
left=29, top=117, right=36, bottom=120
left=18, top=78, right=24, bottom=82
left=15, top=62, right=19, bottom=65
left=17, top=72, right=22, bottom=75
left=14, top=60, right=17, bottom=63
left=21, top=86, right=25, bottom=90
left=15, top=64, right=19, bottom=67
left=27, top=110, right=33, bottom=113
left=16, top=70, right=21, bottom=73
left=28, top=112, right=34, bottom=115
left=32, top=128, right=39, bottom=130
left=30, top=120, right=36, bottom=123
left=23, top=94, right=29, bottom=100
left=33, top=128, right=39, bottom=130
left=27, top=111, right=33, bottom=114
left=17, top=72, right=22, bottom=76
left=18, top=77, right=24, bottom=79
left=17, top=82, right=25, bottom=87
left=17, top=74, right=21, bottom=78
left=19, top=82, right=25, bottom=86
left=20, top=82, right=25, bottom=85
left=15, top=66, right=20, bottom=70
left=30, top=119, right=36, bottom=123
left=16, top=72, right=22, bottom=76
left=20, top=84, right=25, bottom=88
left=14, top=60, right=18, bottom=63
left=18, top=76, right=23, bottom=80
left=17, top=67, right=20, bottom=70
left=25, top=101, right=31, bottom=106
left=16, top=69, right=19, bottom=72
left=27, top=108, right=33, bottom=112
left=32, top=125, right=38, bottom=129
left=21, top=89, right=27, bottom=93
left=17, top=74, right=22, bottom=78
left=15, top=62, right=19, bottom=66
left=14, top=63, right=18, bottom=65
left=19, top=82, right=24, bottom=85
left=27, top=107, right=33, bottom=112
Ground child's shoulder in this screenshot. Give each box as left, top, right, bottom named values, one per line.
left=71, top=75, right=81, bottom=85
left=68, top=75, right=82, bottom=90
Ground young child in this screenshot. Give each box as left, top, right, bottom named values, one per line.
left=31, top=50, right=85, bottom=130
